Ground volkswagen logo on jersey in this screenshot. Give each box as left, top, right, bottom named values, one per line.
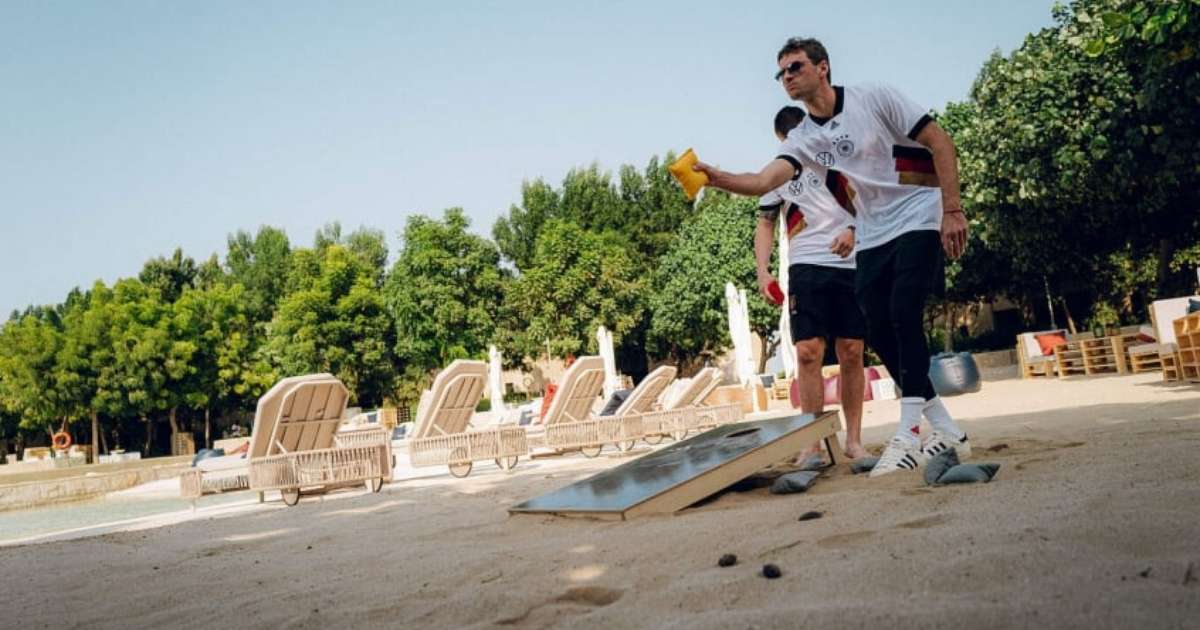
left=816, top=151, right=835, bottom=167
left=787, top=179, right=804, bottom=196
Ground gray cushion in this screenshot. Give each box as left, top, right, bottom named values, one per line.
left=598, top=389, right=631, bottom=416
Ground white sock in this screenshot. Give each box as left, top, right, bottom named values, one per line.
left=923, top=397, right=965, bottom=440
left=895, top=398, right=924, bottom=446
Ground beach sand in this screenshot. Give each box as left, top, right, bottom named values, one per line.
left=3, top=372, right=1198, bottom=628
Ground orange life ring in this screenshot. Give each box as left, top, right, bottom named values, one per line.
left=52, top=431, right=72, bottom=450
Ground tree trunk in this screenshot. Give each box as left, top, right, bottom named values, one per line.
left=1153, top=236, right=1172, bottom=297
left=1062, top=300, right=1078, bottom=335
left=168, top=407, right=180, bottom=455
left=759, top=337, right=780, bottom=375
left=100, top=429, right=108, bottom=457
left=204, top=408, right=211, bottom=450
left=143, top=416, right=153, bottom=456
left=90, top=411, right=100, bottom=464
left=943, top=303, right=955, bottom=353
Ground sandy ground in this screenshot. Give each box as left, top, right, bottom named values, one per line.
left=2, top=372, right=1199, bottom=629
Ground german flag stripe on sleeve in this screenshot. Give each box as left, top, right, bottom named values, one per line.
left=892, top=145, right=939, bottom=187
left=784, top=204, right=806, bottom=239
left=823, top=170, right=857, bottom=217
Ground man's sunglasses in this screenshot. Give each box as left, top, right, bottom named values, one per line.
left=775, top=61, right=805, bottom=81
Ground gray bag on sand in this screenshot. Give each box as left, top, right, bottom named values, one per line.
left=924, top=448, right=1000, bottom=486
left=938, top=463, right=1000, bottom=483
left=850, top=457, right=879, bottom=475
left=770, top=470, right=821, bottom=494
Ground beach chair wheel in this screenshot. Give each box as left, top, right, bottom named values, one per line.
left=580, top=445, right=602, bottom=458
left=643, top=434, right=664, bottom=445
left=366, top=477, right=384, bottom=493
left=616, top=440, right=637, bottom=452
left=495, top=456, right=519, bottom=471
left=281, top=488, right=301, bottom=506
left=449, top=461, right=473, bottom=478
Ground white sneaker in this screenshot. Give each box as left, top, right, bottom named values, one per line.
left=869, top=436, right=926, bottom=478
left=921, top=431, right=971, bottom=460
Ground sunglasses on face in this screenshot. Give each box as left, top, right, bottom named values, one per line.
left=775, top=60, right=806, bottom=81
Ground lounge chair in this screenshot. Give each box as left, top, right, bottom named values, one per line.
left=641, top=367, right=743, bottom=443
left=179, top=374, right=392, bottom=506
left=407, top=360, right=529, bottom=478
left=540, top=356, right=648, bottom=457
left=1017, top=329, right=1066, bottom=378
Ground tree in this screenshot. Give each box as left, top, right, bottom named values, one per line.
left=55, top=282, right=118, bottom=458
left=173, top=283, right=274, bottom=448
left=499, top=220, right=645, bottom=360
left=266, top=243, right=396, bottom=407
left=105, top=279, right=196, bottom=454
left=0, top=312, right=67, bottom=437
left=225, top=226, right=292, bottom=323
left=384, top=209, right=508, bottom=388
left=1070, top=0, right=1200, bottom=295
left=139, top=248, right=198, bottom=304
left=493, top=179, right=561, bottom=271
left=647, top=192, right=778, bottom=369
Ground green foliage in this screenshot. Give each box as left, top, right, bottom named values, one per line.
left=0, top=311, right=66, bottom=432
left=385, top=208, right=508, bottom=381
left=138, top=248, right=197, bottom=304
left=225, top=226, right=292, bottom=323
left=647, top=192, right=777, bottom=362
left=266, top=243, right=396, bottom=407
left=500, top=220, right=645, bottom=359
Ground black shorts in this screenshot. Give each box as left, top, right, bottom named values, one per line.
left=854, top=229, right=945, bottom=301
left=788, top=264, right=867, bottom=342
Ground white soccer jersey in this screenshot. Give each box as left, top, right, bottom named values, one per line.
left=776, top=83, right=943, bottom=251
left=758, top=169, right=855, bottom=270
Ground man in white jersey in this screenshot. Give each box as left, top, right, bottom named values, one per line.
left=693, top=37, right=971, bottom=478
left=757, top=105, right=870, bottom=463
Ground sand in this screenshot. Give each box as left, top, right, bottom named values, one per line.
left=2, top=372, right=1198, bottom=629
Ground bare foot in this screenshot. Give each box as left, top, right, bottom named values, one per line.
left=788, top=443, right=825, bottom=466
left=844, top=442, right=871, bottom=460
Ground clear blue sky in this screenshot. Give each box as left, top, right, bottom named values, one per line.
left=0, top=0, right=1058, bottom=317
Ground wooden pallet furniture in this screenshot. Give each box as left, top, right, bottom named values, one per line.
left=1174, top=311, right=1200, bottom=383
left=1052, top=332, right=1091, bottom=378
left=1017, top=329, right=1066, bottom=378
left=1109, top=329, right=1143, bottom=374
left=1128, top=297, right=1193, bottom=379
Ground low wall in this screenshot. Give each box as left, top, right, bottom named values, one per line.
left=0, top=461, right=191, bottom=512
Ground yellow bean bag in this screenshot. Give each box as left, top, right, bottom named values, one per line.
left=668, top=148, right=709, bottom=200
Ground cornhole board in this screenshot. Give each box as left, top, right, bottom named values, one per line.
left=509, top=410, right=843, bottom=520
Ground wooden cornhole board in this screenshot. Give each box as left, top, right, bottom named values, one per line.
left=509, top=410, right=843, bottom=520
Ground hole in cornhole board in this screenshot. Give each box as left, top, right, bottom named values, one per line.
left=508, top=411, right=843, bottom=520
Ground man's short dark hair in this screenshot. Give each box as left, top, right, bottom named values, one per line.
left=774, top=106, right=805, bottom=137
left=777, top=37, right=831, bottom=83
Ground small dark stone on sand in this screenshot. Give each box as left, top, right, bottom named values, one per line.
left=718, top=554, right=738, bottom=567
left=1139, top=567, right=1152, bottom=578
left=306, top=545, right=312, bottom=550
left=762, top=564, right=782, bottom=579
left=986, top=443, right=1009, bottom=452
left=798, top=510, right=823, bottom=521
